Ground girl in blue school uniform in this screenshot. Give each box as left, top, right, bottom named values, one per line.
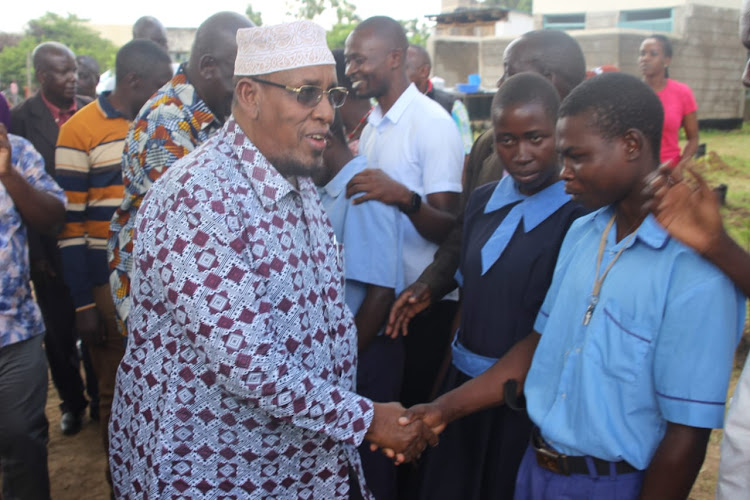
left=416, top=72, right=587, bottom=499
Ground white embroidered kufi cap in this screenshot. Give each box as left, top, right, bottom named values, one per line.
left=234, top=20, right=334, bottom=76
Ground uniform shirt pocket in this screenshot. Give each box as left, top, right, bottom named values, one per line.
left=585, top=299, right=656, bottom=383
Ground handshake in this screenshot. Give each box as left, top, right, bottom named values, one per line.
left=364, top=401, right=449, bottom=464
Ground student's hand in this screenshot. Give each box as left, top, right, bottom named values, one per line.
left=345, top=169, right=411, bottom=208
left=385, top=282, right=433, bottom=338
left=399, top=402, right=447, bottom=436
left=365, top=402, right=439, bottom=464
left=643, top=163, right=725, bottom=256
left=0, top=123, right=12, bottom=178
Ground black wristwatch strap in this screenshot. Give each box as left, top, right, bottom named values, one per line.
left=400, top=191, right=422, bottom=214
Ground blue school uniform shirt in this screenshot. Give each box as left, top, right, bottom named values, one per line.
left=318, top=155, right=403, bottom=328
left=526, top=205, right=745, bottom=470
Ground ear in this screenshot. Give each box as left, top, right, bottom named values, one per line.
left=198, top=54, right=218, bottom=81
left=622, top=129, right=644, bottom=161
left=235, top=78, right=261, bottom=120
left=123, top=72, right=140, bottom=91
left=418, top=63, right=430, bottom=81
left=389, top=47, right=405, bottom=70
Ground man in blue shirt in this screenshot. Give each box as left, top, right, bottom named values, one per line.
left=315, top=110, right=404, bottom=500
left=0, top=124, right=66, bottom=499
left=399, top=73, right=744, bottom=499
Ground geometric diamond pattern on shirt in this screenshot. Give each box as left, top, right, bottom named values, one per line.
left=109, top=118, right=374, bottom=498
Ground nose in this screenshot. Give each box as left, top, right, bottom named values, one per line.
left=313, top=92, right=335, bottom=125
left=743, top=58, right=750, bottom=88
left=345, top=61, right=355, bottom=79
left=515, top=142, right=533, bottom=163
left=559, top=157, right=574, bottom=181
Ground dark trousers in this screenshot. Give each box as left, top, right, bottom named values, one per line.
left=0, top=335, right=51, bottom=499
left=31, top=270, right=88, bottom=415
left=357, top=336, right=404, bottom=500
left=514, top=445, right=645, bottom=500
left=399, top=300, right=459, bottom=407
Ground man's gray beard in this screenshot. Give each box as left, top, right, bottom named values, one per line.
left=267, top=153, right=325, bottom=179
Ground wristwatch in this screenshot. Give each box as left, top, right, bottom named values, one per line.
left=400, top=191, right=422, bottom=215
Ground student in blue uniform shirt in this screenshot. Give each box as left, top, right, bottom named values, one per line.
left=400, top=72, right=745, bottom=499
left=314, top=110, right=404, bottom=500
left=414, top=73, right=586, bottom=499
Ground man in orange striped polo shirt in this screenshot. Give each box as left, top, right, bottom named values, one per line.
left=54, top=39, right=172, bottom=486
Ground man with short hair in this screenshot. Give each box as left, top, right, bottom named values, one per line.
left=0, top=123, right=66, bottom=500
left=55, top=40, right=173, bottom=484
left=75, top=55, right=100, bottom=99
left=388, top=30, right=587, bottom=342
left=345, top=16, right=464, bottom=408
left=108, top=11, right=253, bottom=335
left=405, top=44, right=473, bottom=156
left=10, top=41, right=93, bottom=435
left=108, top=20, right=435, bottom=498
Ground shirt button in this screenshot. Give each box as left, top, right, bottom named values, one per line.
left=575, top=348, right=582, bottom=353
left=561, top=393, right=567, bottom=399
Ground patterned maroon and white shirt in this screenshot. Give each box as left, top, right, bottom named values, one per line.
left=109, top=117, right=375, bottom=498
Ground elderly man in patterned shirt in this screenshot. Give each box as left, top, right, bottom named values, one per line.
left=108, top=21, right=437, bottom=498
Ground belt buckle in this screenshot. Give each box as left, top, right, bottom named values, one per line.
left=534, top=445, right=570, bottom=475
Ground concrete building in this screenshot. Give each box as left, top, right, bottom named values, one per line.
left=431, top=0, right=746, bottom=127
left=87, top=23, right=195, bottom=64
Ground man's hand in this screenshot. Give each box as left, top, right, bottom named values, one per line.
left=0, top=124, right=12, bottom=178
left=345, top=169, right=411, bottom=208
left=30, top=259, right=58, bottom=279
left=385, top=282, right=433, bottom=338
left=75, top=307, right=105, bottom=345
left=643, top=163, right=725, bottom=256
left=365, top=402, right=438, bottom=464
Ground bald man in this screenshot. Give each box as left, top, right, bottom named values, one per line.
left=405, top=44, right=473, bottom=155
left=132, top=15, right=169, bottom=51
left=108, top=12, right=253, bottom=337
left=10, top=41, right=95, bottom=436
left=345, top=18, right=465, bottom=419
left=388, top=29, right=587, bottom=340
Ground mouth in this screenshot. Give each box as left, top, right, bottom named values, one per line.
left=306, top=133, right=328, bottom=151
left=351, top=80, right=365, bottom=92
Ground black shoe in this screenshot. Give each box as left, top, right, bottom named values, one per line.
left=60, top=411, right=84, bottom=435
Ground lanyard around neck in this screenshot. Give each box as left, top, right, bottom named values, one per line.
left=583, top=213, right=638, bottom=326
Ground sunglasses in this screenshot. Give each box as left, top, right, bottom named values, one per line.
left=250, top=77, right=348, bottom=109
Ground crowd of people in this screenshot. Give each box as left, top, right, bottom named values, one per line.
left=0, top=3, right=749, bottom=499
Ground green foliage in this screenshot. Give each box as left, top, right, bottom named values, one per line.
left=0, top=12, right=118, bottom=89
left=326, top=23, right=357, bottom=50
left=400, top=19, right=433, bottom=47
left=245, top=5, right=263, bottom=27
left=291, top=0, right=360, bottom=24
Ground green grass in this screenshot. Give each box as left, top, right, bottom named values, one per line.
left=684, top=123, right=750, bottom=249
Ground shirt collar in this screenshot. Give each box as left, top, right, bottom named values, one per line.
left=484, top=176, right=570, bottom=232
left=593, top=205, right=669, bottom=250
left=97, top=91, right=127, bottom=119
left=368, top=83, right=419, bottom=127
left=321, top=155, right=367, bottom=198
left=222, top=117, right=295, bottom=209
left=40, top=91, right=77, bottom=125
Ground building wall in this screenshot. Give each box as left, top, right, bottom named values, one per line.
left=533, top=0, right=741, bottom=15
left=432, top=2, right=746, bottom=122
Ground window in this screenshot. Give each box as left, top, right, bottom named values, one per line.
left=542, top=14, right=585, bottom=30
left=618, top=8, right=673, bottom=32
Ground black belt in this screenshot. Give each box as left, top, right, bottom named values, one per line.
left=531, top=427, right=638, bottom=476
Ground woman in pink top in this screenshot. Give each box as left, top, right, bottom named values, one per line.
left=639, top=34, right=699, bottom=168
